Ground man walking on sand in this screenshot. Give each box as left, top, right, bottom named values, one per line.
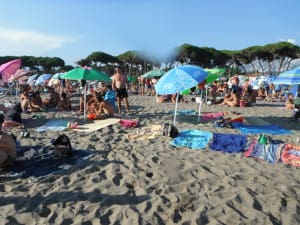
left=112, top=67, right=130, bottom=114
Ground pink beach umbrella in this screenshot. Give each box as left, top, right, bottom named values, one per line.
left=0, top=59, right=22, bottom=85
left=8, top=69, right=30, bottom=82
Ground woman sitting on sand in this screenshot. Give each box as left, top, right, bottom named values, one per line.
left=286, top=93, right=297, bottom=109
left=218, top=90, right=240, bottom=107
left=43, top=87, right=60, bottom=109
left=0, top=114, right=17, bottom=168
left=20, top=88, right=32, bottom=112
left=90, top=93, right=114, bottom=119
left=30, top=91, right=46, bottom=112
left=57, top=92, right=72, bottom=111
left=257, top=87, right=267, bottom=99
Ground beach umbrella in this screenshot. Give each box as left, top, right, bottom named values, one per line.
left=273, top=67, right=300, bottom=85
left=51, top=72, right=64, bottom=80
left=61, top=67, right=111, bottom=121
left=0, top=59, right=22, bottom=85
left=204, top=68, right=225, bottom=103
left=35, top=74, right=52, bottom=86
left=155, top=65, right=208, bottom=125
left=141, top=70, right=165, bottom=78
left=8, top=69, right=30, bottom=82
left=27, top=74, right=39, bottom=85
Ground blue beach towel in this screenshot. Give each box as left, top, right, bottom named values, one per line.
left=1, top=147, right=93, bottom=178
left=231, top=122, right=292, bottom=135
left=36, top=120, right=71, bottom=132
left=210, top=133, right=247, bottom=153
left=170, top=130, right=212, bottom=149
left=170, top=109, right=196, bottom=115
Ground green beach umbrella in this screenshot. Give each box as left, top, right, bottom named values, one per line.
left=61, top=67, right=111, bottom=82
left=141, top=70, right=165, bottom=78
left=204, top=68, right=225, bottom=84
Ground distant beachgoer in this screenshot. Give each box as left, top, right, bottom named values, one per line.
left=0, top=104, right=23, bottom=128
left=57, top=92, right=72, bottom=110
left=104, top=84, right=116, bottom=112
left=286, top=93, right=297, bottom=109
left=20, top=88, right=32, bottom=112
left=156, top=94, right=170, bottom=103
left=112, top=67, right=130, bottom=114
left=219, top=90, right=240, bottom=107
left=0, top=113, right=17, bottom=167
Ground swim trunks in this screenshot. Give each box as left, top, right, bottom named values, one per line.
left=116, top=88, right=128, bottom=99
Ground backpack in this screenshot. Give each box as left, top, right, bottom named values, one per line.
left=51, top=134, right=73, bottom=158
left=162, top=123, right=179, bottom=138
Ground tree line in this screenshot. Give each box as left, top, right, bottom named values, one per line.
left=1, top=41, right=299, bottom=77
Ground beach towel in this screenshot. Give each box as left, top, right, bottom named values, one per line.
left=169, top=130, right=212, bottom=149
left=0, top=147, right=93, bottom=178
left=201, top=112, right=224, bottom=122
left=36, top=119, right=71, bottom=132
left=77, top=118, right=120, bottom=133
left=231, top=122, right=292, bottom=135
left=209, top=133, right=247, bottom=153
left=170, top=109, right=196, bottom=115
left=244, top=138, right=284, bottom=164
left=120, top=119, right=138, bottom=128
left=281, top=143, right=300, bottom=167
left=126, top=125, right=162, bottom=140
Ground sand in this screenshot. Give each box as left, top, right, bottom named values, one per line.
left=0, top=94, right=299, bottom=225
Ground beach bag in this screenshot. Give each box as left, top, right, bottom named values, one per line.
left=51, top=134, right=73, bottom=158
left=162, top=123, right=179, bottom=138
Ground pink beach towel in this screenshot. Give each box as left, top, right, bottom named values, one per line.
left=201, top=112, right=224, bottom=122
left=120, top=119, right=138, bottom=128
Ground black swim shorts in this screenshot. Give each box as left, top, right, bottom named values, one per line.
left=116, top=88, right=128, bottom=99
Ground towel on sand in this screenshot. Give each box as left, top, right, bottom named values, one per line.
left=36, top=120, right=71, bottom=132
left=209, top=133, right=247, bottom=153
left=0, top=147, right=93, bottom=178
left=170, top=109, right=196, bottom=115
left=201, top=112, right=224, bottom=122
left=244, top=138, right=284, bottom=164
left=231, top=122, right=292, bottom=135
left=169, top=130, right=212, bottom=149
left=281, top=143, right=300, bottom=167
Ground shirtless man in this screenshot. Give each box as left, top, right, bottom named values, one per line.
left=44, top=87, right=60, bottom=109
left=112, top=67, right=130, bottom=114
left=0, top=114, right=17, bottom=167
left=219, top=90, right=240, bottom=107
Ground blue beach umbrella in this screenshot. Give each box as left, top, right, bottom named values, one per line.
left=27, top=74, right=39, bottom=85
left=274, top=67, right=300, bottom=85
left=35, top=74, right=52, bottom=86
left=155, top=65, right=208, bottom=125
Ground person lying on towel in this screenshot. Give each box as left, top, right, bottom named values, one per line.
left=90, top=93, right=115, bottom=120
left=0, top=113, right=17, bottom=167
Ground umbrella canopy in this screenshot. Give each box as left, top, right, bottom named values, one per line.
left=27, top=74, right=39, bottom=85
left=52, top=72, right=64, bottom=80
left=0, top=59, right=22, bottom=84
left=273, top=67, right=300, bottom=85
left=141, top=70, right=165, bottom=78
left=35, top=74, right=52, bottom=86
left=155, top=65, right=208, bottom=95
left=204, top=68, right=225, bottom=84
left=61, top=67, right=111, bottom=82
left=8, top=69, right=30, bottom=82
left=155, top=65, right=208, bottom=125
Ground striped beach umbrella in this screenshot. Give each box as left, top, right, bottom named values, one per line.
left=274, top=67, right=300, bottom=85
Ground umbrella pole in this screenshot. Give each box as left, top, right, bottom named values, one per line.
left=173, top=93, right=179, bottom=126
left=83, top=85, right=87, bottom=122
left=198, top=90, right=203, bottom=122
left=205, top=85, right=208, bottom=104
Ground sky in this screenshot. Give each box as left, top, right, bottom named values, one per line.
left=0, top=0, right=299, bottom=65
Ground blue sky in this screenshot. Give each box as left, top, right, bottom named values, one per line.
left=0, top=0, right=299, bottom=65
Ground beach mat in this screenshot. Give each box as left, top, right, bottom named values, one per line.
left=209, top=132, right=247, bottom=153
left=201, top=112, right=224, bottom=122
left=36, top=119, right=73, bottom=132
left=232, top=122, right=292, bottom=135
left=169, top=130, right=212, bottom=149
left=0, top=147, right=93, bottom=178
left=77, top=118, right=120, bottom=133
left=127, top=125, right=162, bottom=140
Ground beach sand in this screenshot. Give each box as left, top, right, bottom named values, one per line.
left=0, top=95, right=299, bottom=225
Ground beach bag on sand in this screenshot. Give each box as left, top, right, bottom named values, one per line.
left=162, top=123, right=179, bottom=138
left=51, top=134, right=73, bottom=158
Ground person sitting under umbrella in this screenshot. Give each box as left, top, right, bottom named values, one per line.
left=30, top=91, right=46, bottom=112
left=88, top=93, right=114, bottom=120
left=0, top=113, right=17, bottom=168
left=57, top=92, right=72, bottom=111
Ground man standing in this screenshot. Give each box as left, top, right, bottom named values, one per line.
left=112, top=67, right=130, bottom=114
